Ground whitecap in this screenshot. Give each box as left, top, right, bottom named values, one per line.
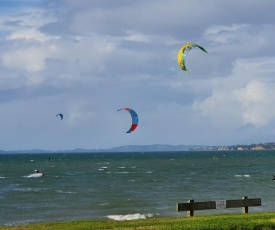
left=24, top=173, right=43, bottom=178
left=234, top=174, right=251, bottom=178
left=234, top=175, right=242, bottom=177
left=0, top=176, right=6, bottom=179
left=55, top=190, right=77, bottom=194
left=99, top=202, right=109, bottom=206
left=107, top=213, right=153, bottom=221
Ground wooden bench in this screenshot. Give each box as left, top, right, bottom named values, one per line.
left=177, top=196, right=261, bottom=217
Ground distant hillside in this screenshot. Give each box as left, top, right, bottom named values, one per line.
left=1, top=142, right=275, bottom=153
left=109, top=144, right=200, bottom=152
left=0, top=144, right=201, bottom=153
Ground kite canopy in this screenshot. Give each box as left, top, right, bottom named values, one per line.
left=117, top=108, right=138, bottom=133
left=56, top=113, right=63, bottom=120
left=177, top=43, right=207, bottom=73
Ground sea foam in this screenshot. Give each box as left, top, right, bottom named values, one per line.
left=234, top=174, right=251, bottom=178
left=107, top=213, right=153, bottom=221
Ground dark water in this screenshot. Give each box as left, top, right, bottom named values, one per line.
left=1, top=151, right=275, bottom=226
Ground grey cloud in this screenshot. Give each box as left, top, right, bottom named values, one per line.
left=1, top=0, right=275, bottom=150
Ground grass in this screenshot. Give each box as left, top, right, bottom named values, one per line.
left=1, top=212, right=275, bottom=230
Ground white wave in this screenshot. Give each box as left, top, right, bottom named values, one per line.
left=101, top=166, right=108, bottom=169
left=24, top=173, right=43, bottom=178
left=98, top=166, right=109, bottom=171
left=107, top=213, right=153, bottom=221
left=234, top=174, right=251, bottom=178
left=99, top=202, right=109, bottom=206
left=55, top=190, right=77, bottom=194
left=97, top=162, right=110, bottom=165
left=0, top=176, right=6, bottom=179
left=118, top=166, right=125, bottom=169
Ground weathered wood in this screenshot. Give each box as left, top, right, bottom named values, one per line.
left=242, top=196, right=248, bottom=213
left=226, top=198, right=261, bottom=209
left=187, top=200, right=194, bottom=217
left=177, top=201, right=216, bottom=211
left=177, top=197, right=261, bottom=216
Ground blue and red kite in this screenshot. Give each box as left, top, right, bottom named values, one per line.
left=117, top=108, right=138, bottom=133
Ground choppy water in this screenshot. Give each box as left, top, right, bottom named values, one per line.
left=1, top=150, right=275, bottom=226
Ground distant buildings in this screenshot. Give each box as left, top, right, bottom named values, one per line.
left=189, top=142, right=275, bottom=151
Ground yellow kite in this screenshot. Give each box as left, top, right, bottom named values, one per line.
left=177, top=43, right=207, bottom=73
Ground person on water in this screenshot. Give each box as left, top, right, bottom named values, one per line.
left=34, top=170, right=44, bottom=176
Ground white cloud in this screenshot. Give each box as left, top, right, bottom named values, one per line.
left=233, top=81, right=274, bottom=126
left=193, top=57, right=275, bottom=129
left=124, top=30, right=150, bottom=43
left=205, top=24, right=248, bottom=35
left=6, top=28, right=59, bottom=42
left=1, top=0, right=275, bottom=149
left=1, top=44, right=59, bottom=72
left=204, top=24, right=249, bottom=44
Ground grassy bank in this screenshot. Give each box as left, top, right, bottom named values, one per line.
left=1, top=212, right=275, bottom=230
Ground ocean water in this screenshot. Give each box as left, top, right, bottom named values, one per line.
left=0, top=150, right=275, bottom=226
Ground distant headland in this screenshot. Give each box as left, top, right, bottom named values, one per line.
left=1, top=142, right=275, bottom=153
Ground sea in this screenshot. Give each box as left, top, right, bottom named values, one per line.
left=1, top=150, right=275, bottom=226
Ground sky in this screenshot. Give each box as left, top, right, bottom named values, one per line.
left=1, top=0, right=275, bottom=151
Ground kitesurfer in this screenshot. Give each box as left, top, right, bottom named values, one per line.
left=34, top=170, right=44, bottom=176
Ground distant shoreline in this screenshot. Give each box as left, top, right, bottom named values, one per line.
left=1, top=142, right=275, bottom=154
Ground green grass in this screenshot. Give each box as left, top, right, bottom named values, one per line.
left=1, top=212, right=275, bottom=230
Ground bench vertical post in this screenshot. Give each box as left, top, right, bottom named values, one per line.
left=242, top=196, right=248, bottom=213
left=187, top=199, right=194, bottom=217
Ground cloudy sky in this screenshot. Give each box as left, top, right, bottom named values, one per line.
left=1, top=0, right=275, bottom=150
